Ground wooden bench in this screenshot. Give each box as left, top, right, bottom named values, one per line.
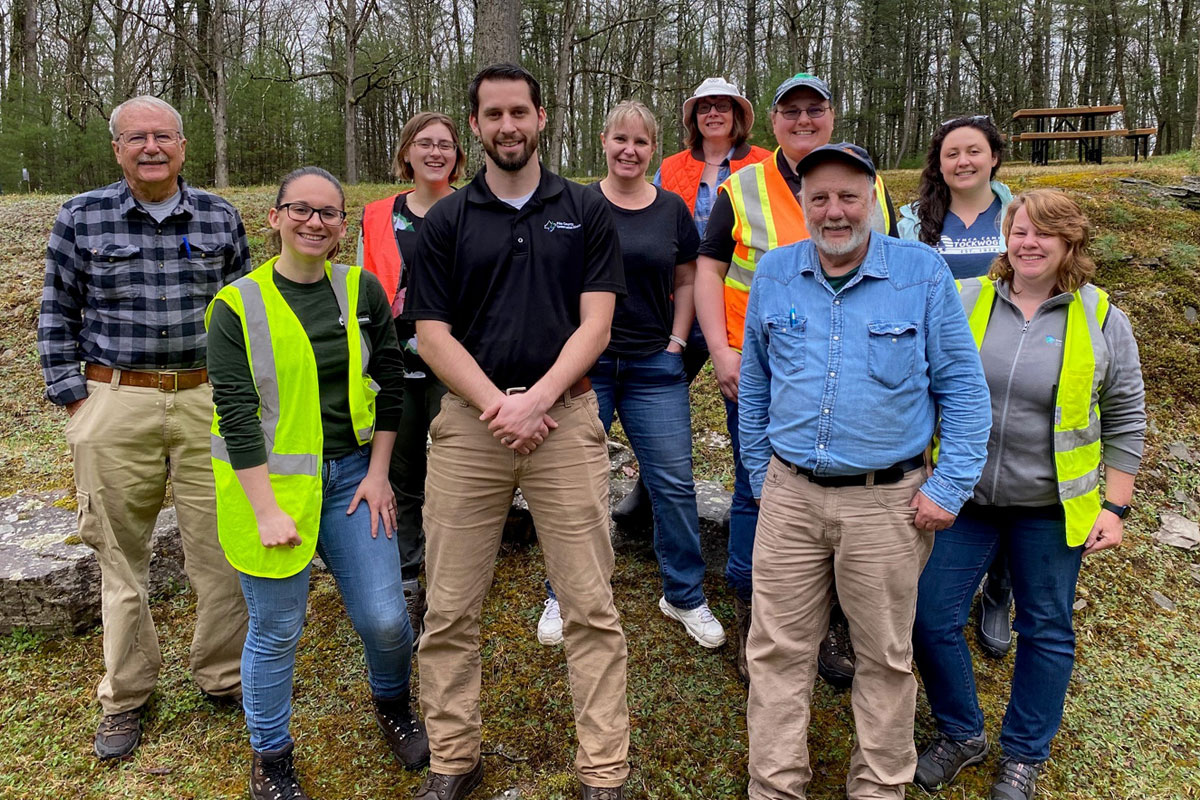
left=1012, top=106, right=1125, bottom=165
left=1012, top=129, right=1130, bottom=165
left=1125, top=127, right=1157, bottom=162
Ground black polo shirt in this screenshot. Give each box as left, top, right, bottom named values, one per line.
left=406, top=166, right=625, bottom=389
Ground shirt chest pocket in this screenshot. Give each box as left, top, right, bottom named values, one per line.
left=766, top=316, right=806, bottom=375
left=87, top=243, right=141, bottom=302
left=183, top=240, right=227, bottom=298
left=867, top=320, right=919, bottom=389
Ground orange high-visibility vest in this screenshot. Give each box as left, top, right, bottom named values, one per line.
left=659, top=145, right=773, bottom=215
left=361, top=193, right=408, bottom=307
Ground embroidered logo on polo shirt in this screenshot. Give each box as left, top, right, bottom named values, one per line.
left=544, top=220, right=581, bottom=232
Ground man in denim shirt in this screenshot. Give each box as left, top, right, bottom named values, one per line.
left=738, top=144, right=990, bottom=800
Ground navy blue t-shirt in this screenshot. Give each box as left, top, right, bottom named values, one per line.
left=938, top=195, right=1004, bottom=279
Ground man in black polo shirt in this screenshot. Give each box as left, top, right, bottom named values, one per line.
left=405, top=63, right=630, bottom=800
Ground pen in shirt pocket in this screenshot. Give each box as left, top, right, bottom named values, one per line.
left=789, top=305, right=797, bottom=328
left=182, top=235, right=193, bottom=259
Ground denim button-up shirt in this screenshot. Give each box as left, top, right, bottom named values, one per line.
left=738, top=232, right=991, bottom=514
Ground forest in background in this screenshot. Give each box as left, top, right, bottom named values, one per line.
left=1, top=0, right=1199, bottom=192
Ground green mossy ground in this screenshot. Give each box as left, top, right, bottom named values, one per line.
left=1, top=156, right=1197, bottom=799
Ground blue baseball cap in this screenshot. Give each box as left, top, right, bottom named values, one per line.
left=795, top=142, right=877, bottom=180
left=772, top=72, right=832, bottom=107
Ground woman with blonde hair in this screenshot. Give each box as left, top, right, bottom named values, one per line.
left=911, top=190, right=1145, bottom=800
left=358, top=112, right=464, bottom=644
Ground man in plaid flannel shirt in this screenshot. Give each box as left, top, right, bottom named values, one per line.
left=38, top=95, right=250, bottom=760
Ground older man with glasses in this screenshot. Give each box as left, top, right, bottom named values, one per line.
left=38, top=95, right=250, bottom=760
left=694, top=73, right=899, bottom=686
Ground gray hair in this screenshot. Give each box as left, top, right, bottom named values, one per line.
left=109, top=96, right=185, bottom=140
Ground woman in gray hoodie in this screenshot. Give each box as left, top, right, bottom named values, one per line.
left=910, top=190, right=1145, bottom=800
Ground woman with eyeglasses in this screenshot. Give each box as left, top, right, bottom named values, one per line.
left=358, top=112, right=465, bottom=646
left=208, top=166, right=429, bottom=799
left=611, top=78, right=772, bottom=528
left=910, top=190, right=1144, bottom=800
left=899, top=114, right=1017, bottom=660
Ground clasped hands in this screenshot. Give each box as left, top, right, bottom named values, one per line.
left=481, top=390, right=558, bottom=455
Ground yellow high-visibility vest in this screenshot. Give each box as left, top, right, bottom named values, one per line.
left=206, top=257, right=379, bottom=578
left=957, top=277, right=1111, bottom=546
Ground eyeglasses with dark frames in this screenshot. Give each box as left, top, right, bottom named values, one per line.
left=277, top=203, right=347, bottom=225
left=696, top=99, right=734, bottom=115
left=412, top=139, right=457, bottom=153
left=775, top=105, right=830, bottom=121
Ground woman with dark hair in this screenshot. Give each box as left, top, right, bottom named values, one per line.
left=358, top=112, right=464, bottom=644
left=209, top=166, right=429, bottom=799
left=899, top=115, right=1013, bottom=279
left=911, top=190, right=1145, bottom=800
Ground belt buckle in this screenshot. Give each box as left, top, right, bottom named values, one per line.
left=505, top=386, right=527, bottom=396
left=157, top=371, right=179, bottom=393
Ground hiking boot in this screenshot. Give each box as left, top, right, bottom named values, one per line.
left=537, top=597, right=564, bottom=645
left=977, top=574, right=1014, bottom=658
left=250, top=742, right=310, bottom=800
left=990, top=757, right=1040, bottom=800
left=734, top=595, right=751, bottom=684
left=413, top=758, right=483, bottom=800
left=612, top=479, right=652, bottom=529
left=817, top=604, right=855, bottom=690
left=581, top=783, right=626, bottom=799
left=659, top=596, right=726, bottom=648
left=404, top=579, right=427, bottom=649
left=373, top=693, right=430, bottom=769
left=914, top=733, right=989, bottom=792
left=93, top=706, right=143, bottom=760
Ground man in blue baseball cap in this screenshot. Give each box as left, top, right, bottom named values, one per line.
left=737, top=142, right=991, bottom=799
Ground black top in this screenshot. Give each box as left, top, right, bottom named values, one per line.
left=388, top=193, right=434, bottom=378
left=699, top=150, right=900, bottom=262
left=405, top=167, right=626, bottom=389
left=209, top=267, right=404, bottom=469
left=588, top=183, right=700, bottom=358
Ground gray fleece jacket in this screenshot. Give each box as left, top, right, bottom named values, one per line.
left=972, top=280, right=1145, bottom=507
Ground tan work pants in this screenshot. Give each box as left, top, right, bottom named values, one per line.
left=419, top=391, right=630, bottom=787
left=66, top=378, right=247, bottom=714
left=747, top=458, right=933, bottom=800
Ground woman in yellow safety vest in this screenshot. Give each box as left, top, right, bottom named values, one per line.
left=357, top=112, right=464, bottom=646
left=911, top=190, right=1145, bottom=800
left=207, top=166, right=427, bottom=799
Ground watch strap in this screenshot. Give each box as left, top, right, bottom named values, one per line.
left=1102, top=500, right=1131, bottom=519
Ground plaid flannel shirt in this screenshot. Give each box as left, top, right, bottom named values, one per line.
left=38, top=178, right=251, bottom=405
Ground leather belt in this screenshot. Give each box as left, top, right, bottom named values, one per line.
left=85, top=364, right=209, bottom=392
left=772, top=452, right=925, bottom=487
left=504, top=376, right=592, bottom=399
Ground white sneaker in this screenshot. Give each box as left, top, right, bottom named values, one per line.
left=537, top=597, right=564, bottom=645
left=659, top=596, right=727, bottom=648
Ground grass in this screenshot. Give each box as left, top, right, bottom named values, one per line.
left=1, top=159, right=1198, bottom=798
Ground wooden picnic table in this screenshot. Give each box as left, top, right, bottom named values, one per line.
left=1011, top=106, right=1124, bottom=165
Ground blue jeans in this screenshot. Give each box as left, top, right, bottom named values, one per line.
left=724, top=396, right=759, bottom=602
left=238, top=446, right=413, bottom=753
left=550, top=350, right=706, bottom=610
left=912, top=502, right=1083, bottom=763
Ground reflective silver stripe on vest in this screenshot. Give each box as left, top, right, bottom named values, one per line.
left=1058, top=468, right=1099, bottom=501
left=1054, top=414, right=1102, bottom=452
left=957, top=278, right=985, bottom=317
left=210, top=433, right=317, bottom=476
left=330, top=263, right=373, bottom=374
left=727, top=170, right=766, bottom=288
left=1053, top=285, right=1109, bottom=458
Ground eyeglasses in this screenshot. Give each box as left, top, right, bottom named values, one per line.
left=696, top=99, right=733, bottom=115
left=940, top=114, right=991, bottom=128
left=277, top=203, right=347, bottom=225
left=775, top=105, right=829, bottom=120
left=117, top=131, right=182, bottom=147
left=412, top=139, right=457, bottom=153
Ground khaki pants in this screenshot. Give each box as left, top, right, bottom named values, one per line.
left=747, top=458, right=933, bottom=800
left=419, top=391, right=630, bottom=787
left=66, top=378, right=248, bottom=714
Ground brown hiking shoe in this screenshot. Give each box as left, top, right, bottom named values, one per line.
left=374, top=693, right=430, bottom=769
left=251, top=742, right=310, bottom=800
left=413, top=758, right=483, bottom=800
left=817, top=603, right=855, bottom=690
left=93, top=706, right=143, bottom=760
left=404, top=581, right=428, bottom=648
left=581, top=784, right=626, bottom=799
left=734, top=595, right=751, bottom=684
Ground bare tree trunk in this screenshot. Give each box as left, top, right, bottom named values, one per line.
left=343, top=0, right=359, bottom=182
left=548, top=0, right=577, bottom=172
left=1194, top=34, right=1200, bottom=151
left=475, top=0, right=521, bottom=68
left=743, top=0, right=757, bottom=102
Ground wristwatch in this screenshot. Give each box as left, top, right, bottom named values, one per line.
left=1101, top=500, right=1131, bottom=519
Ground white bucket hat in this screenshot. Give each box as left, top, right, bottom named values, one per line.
left=681, top=77, right=755, bottom=130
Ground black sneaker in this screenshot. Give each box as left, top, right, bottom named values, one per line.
left=374, top=693, right=431, bottom=769
left=990, top=757, right=1039, bottom=800
left=93, top=706, right=143, bottom=760
left=414, top=758, right=483, bottom=800
left=612, top=480, right=652, bottom=529
left=251, top=742, right=310, bottom=800
left=404, top=581, right=427, bottom=649
left=914, top=734, right=989, bottom=792
left=817, top=605, right=855, bottom=690
left=977, top=574, right=1014, bottom=658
